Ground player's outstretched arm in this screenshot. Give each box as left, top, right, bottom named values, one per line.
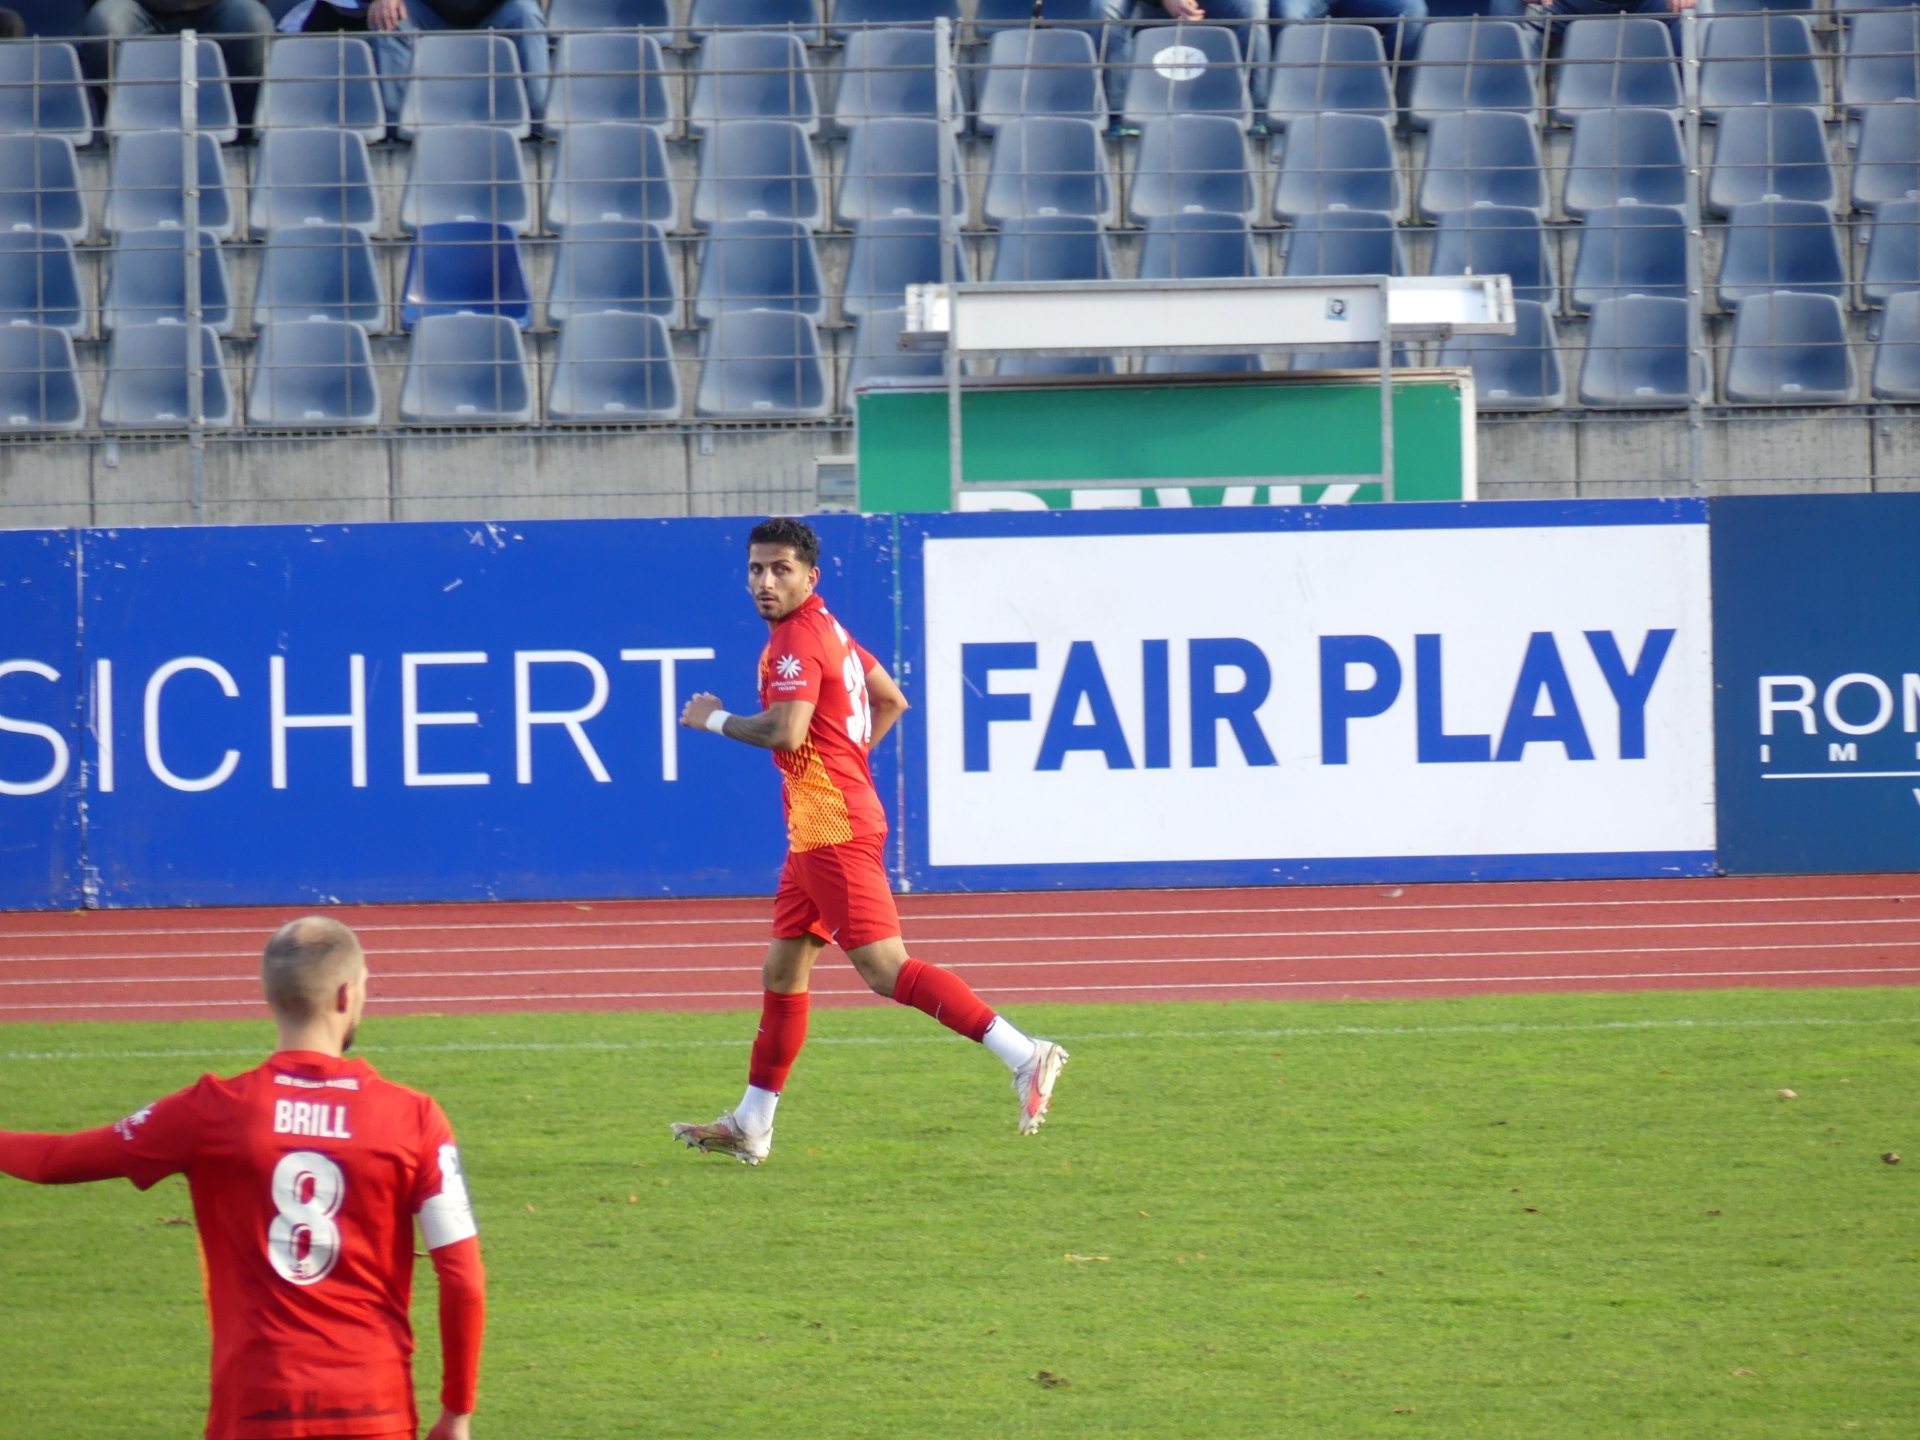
left=428, top=1235, right=485, bottom=1440
left=0, top=1126, right=145, bottom=1185
left=865, top=663, right=909, bottom=750
left=680, top=693, right=815, bottom=752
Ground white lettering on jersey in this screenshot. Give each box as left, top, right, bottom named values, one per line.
left=273, top=1099, right=353, bottom=1139
left=417, top=1143, right=479, bottom=1250
left=274, top=1073, right=360, bottom=1091
left=267, top=1150, right=345, bottom=1285
left=113, top=1103, right=155, bottom=1142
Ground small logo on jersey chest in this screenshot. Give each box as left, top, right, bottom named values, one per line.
left=775, top=654, right=803, bottom=680
left=274, top=1100, right=353, bottom=1140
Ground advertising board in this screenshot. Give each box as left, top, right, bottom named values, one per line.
left=0, top=529, right=81, bottom=909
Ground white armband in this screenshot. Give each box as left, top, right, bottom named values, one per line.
left=705, top=709, right=732, bottom=735
left=417, top=1143, right=479, bottom=1249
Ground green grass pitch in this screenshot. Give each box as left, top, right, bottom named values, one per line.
left=2, top=986, right=1918, bottom=1438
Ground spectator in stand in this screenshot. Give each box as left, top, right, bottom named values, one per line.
left=0, top=10, right=24, bottom=36
left=365, top=0, right=548, bottom=126
left=1097, top=0, right=1271, bottom=137
left=1489, top=0, right=1692, bottom=21
left=1276, top=0, right=1425, bottom=61
left=82, top=0, right=274, bottom=126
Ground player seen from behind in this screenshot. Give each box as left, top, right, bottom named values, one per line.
left=671, top=517, right=1068, bottom=1165
left=0, top=917, right=485, bottom=1440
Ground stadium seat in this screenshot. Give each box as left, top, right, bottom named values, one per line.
left=1272, top=111, right=1402, bottom=220
left=1569, top=202, right=1687, bottom=312
left=247, top=319, right=381, bottom=429
left=1407, top=20, right=1536, bottom=128
left=1418, top=110, right=1546, bottom=219
left=1281, top=208, right=1402, bottom=277
left=400, top=221, right=531, bottom=330
left=1122, top=24, right=1250, bottom=130
left=1853, top=103, right=1920, bottom=213
left=974, top=0, right=1105, bottom=31
left=1863, top=197, right=1920, bottom=311
left=252, top=225, right=384, bottom=330
left=1562, top=107, right=1686, bottom=218
left=1552, top=17, right=1680, bottom=124
left=1699, top=16, right=1820, bottom=119
left=545, top=34, right=670, bottom=131
left=839, top=116, right=964, bottom=225
left=399, top=312, right=534, bottom=424
left=989, top=213, right=1113, bottom=281
left=546, top=122, right=676, bottom=230
left=548, top=311, right=682, bottom=421
left=0, top=41, right=91, bottom=145
left=105, top=131, right=231, bottom=238
left=693, top=119, right=823, bottom=228
left=846, top=305, right=943, bottom=391
left=997, top=355, right=1114, bottom=376
left=1430, top=205, right=1553, bottom=304
left=0, top=231, right=82, bottom=337
left=688, top=0, right=821, bottom=40
left=1843, top=11, right=1920, bottom=115
left=399, top=33, right=529, bottom=141
left=546, top=219, right=677, bottom=324
left=1870, top=288, right=1920, bottom=398
left=1267, top=22, right=1392, bottom=131
left=1707, top=104, right=1833, bottom=216
left=102, top=228, right=233, bottom=334
left=983, top=115, right=1111, bottom=224
left=0, top=134, right=83, bottom=242
left=1142, top=353, right=1258, bottom=374
left=830, top=0, right=959, bottom=41
left=1716, top=198, right=1844, bottom=307
left=547, top=0, right=669, bottom=27
left=1577, top=294, right=1691, bottom=407
left=1724, top=290, right=1854, bottom=403
left=1707, top=0, right=1813, bottom=12
left=250, top=128, right=378, bottom=234
left=402, top=125, right=532, bottom=235
left=842, top=215, right=967, bottom=319
left=1437, top=298, right=1565, bottom=409
left=977, top=28, right=1105, bottom=136
left=695, top=308, right=830, bottom=417
left=694, top=217, right=825, bottom=321
left=836, top=28, right=950, bottom=130
left=1140, top=211, right=1259, bottom=279
left=1129, top=115, right=1253, bottom=222
left=0, top=324, right=83, bottom=432
left=108, top=37, right=236, bottom=143
left=690, top=31, right=818, bottom=135
left=258, top=35, right=383, bottom=140
left=99, top=322, right=233, bottom=429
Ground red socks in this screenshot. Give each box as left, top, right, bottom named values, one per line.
left=747, top=989, right=810, bottom=1093
left=893, top=958, right=996, bottom=1043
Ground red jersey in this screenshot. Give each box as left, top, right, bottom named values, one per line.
left=759, top=592, right=888, bottom=852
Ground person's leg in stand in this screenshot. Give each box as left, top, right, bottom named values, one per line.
left=1197, top=0, right=1270, bottom=118
left=370, top=0, right=446, bottom=128
left=195, top=0, right=275, bottom=131
left=81, top=0, right=161, bottom=123
left=1327, top=0, right=1426, bottom=67
left=1092, top=0, right=1134, bottom=134
left=482, top=0, right=548, bottom=122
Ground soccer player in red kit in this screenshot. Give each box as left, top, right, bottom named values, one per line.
left=671, top=516, right=1068, bottom=1166
left=0, top=916, right=485, bottom=1440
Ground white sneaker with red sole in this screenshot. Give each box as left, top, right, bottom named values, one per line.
left=1013, top=1040, right=1068, bottom=1135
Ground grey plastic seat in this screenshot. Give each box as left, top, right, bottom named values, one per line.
left=694, top=218, right=824, bottom=321
left=0, top=324, right=82, bottom=431
left=547, top=220, right=677, bottom=324
left=1863, top=197, right=1920, bottom=310
left=546, top=34, right=670, bottom=130
left=1437, top=298, right=1564, bottom=409
left=251, top=128, right=378, bottom=234
left=0, top=231, right=83, bottom=336
left=1716, top=198, right=1844, bottom=307
left=547, top=122, right=675, bottom=230
left=1273, top=111, right=1402, bottom=219
left=1843, top=12, right=1920, bottom=116
left=548, top=0, right=670, bottom=26
left=102, top=228, right=233, bottom=333
left=689, top=0, right=820, bottom=39
left=105, top=131, right=232, bottom=238
left=990, top=213, right=1113, bottom=281
left=1431, top=205, right=1553, bottom=304
left=1123, top=24, right=1249, bottom=129
left=259, top=35, right=383, bottom=140
left=1708, top=0, right=1814, bottom=12
left=1853, top=102, right=1920, bottom=212
left=100, top=322, right=232, bottom=429
left=400, top=32, right=529, bottom=141
left=843, top=215, right=967, bottom=319
left=1570, top=202, right=1687, bottom=312
left=248, top=319, right=380, bottom=428
left=840, top=117, right=964, bottom=224
left=837, top=28, right=949, bottom=130
left=997, top=355, right=1114, bottom=376
left=1870, top=288, right=1920, bottom=398
left=1282, top=208, right=1402, bottom=276
left=690, top=31, right=817, bottom=136
left=1267, top=23, right=1391, bottom=131
left=1578, top=294, right=1690, bottom=407
left=1419, top=110, right=1546, bottom=219
left=400, top=312, right=533, bottom=424
left=402, top=125, right=532, bottom=234
left=1724, top=290, right=1853, bottom=403
left=831, top=0, right=958, bottom=40
left=1130, top=115, right=1253, bottom=222
left=1700, top=16, right=1820, bottom=119
left=1407, top=21, right=1536, bottom=128
left=978, top=28, right=1104, bottom=136
left=1141, top=211, right=1258, bottom=279
left=1290, top=341, right=1410, bottom=371
left=696, top=307, right=829, bottom=417
left=1143, top=353, right=1258, bottom=374
left=975, top=0, right=1104, bottom=30
left=0, top=42, right=91, bottom=145
left=253, top=225, right=384, bottom=329
left=0, top=135, right=84, bottom=242
left=109, top=37, right=236, bottom=142
left=1707, top=104, right=1833, bottom=216
left=1553, top=18, right=1680, bottom=123
left=549, top=311, right=681, bottom=421
left=1562, top=107, right=1686, bottom=218
left=847, top=305, right=942, bottom=391
left=694, top=119, right=823, bottom=228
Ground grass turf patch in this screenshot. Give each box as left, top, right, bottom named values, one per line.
left=2, top=986, right=1918, bottom=1438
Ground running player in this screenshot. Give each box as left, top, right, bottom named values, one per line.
left=671, top=517, right=1068, bottom=1166
left=0, top=917, right=485, bottom=1440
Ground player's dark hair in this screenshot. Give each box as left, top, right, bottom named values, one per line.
left=748, top=517, right=820, bottom=569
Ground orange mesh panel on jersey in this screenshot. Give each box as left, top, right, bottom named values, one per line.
left=777, top=742, right=855, bottom=851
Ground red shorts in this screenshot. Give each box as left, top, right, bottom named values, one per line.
left=772, top=833, right=901, bottom=952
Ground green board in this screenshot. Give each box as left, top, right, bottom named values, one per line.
left=855, top=371, right=1474, bottom=512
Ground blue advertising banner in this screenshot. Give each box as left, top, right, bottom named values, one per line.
left=0, top=529, right=81, bottom=909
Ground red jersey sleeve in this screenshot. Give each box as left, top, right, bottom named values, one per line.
left=0, top=1079, right=211, bottom=1191
left=854, top=642, right=880, bottom=676
left=411, top=1100, right=479, bottom=1251
left=412, top=1100, right=485, bottom=1416
left=764, top=621, right=828, bottom=707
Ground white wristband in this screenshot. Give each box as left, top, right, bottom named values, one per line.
left=705, top=709, right=732, bottom=735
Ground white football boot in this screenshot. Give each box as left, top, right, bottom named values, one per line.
left=1012, top=1040, right=1069, bottom=1136
left=669, top=1111, right=772, bottom=1166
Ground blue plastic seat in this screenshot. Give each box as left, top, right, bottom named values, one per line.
left=1552, top=18, right=1680, bottom=123
left=259, top=35, right=383, bottom=141
left=253, top=225, right=384, bottom=329
left=1562, top=107, right=1686, bottom=218
left=548, top=311, right=681, bottom=421
left=0, top=135, right=83, bottom=242
left=1418, top=109, right=1546, bottom=219
left=251, top=128, right=378, bottom=234
left=400, top=312, right=533, bottom=424
left=694, top=217, right=824, bottom=321
left=696, top=307, right=829, bottom=416
left=402, top=125, right=531, bottom=234
left=978, top=28, right=1104, bottom=136
left=843, top=215, right=967, bottom=318
left=102, top=228, right=233, bottom=333
left=1141, top=211, right=1258, bottom=279
left=1407, top=20, right=1536, bottom=128
left=1724, top=290, right=1853, bottom=403
left=997, top=355, right=1114, bottom=376
left=400, top=32, right=529, bottom=140
left=0, top=41, right=90, bottom=145
left=1273, top=112, right=1401, bottom=219
left=109, top=37, right=236, bottom=142
left=400, top=221, right=531, bottom=330
left=1716, top=198, right=1844, bottom=307
left=1437, top=298, right=1564, bottom=409
left=1853, top=102, right=1920, bottom=212
left=547, top=219, right=677, bottom=324
left=548, top=0, right=670, bottom=26
left=990, top=214, right=1112, bottom=281
left=1707, top=104, right=1833, bottom=216
left=247, top=319, right=381, bottom=428
left=1843, top=12, right=1920, bottom=115
left=975, top=0, right=1105, bottom=30
left=547, top=122, right=675, bottom=230
left=1578, top=295, right=1690, bottom=407
left=1863, top=197, right=1920, bottom=310
left=1289, top=342, right=1410, bottom=371
left=1122, top=24, right=1250, bottom=130
left=1431, top=205, right=1553, bottom=304
left=690, top=30, right=818, bottom=135
left=1707, top=0, right=1814, bottom=12
left=1700, top=16, right=1820, bottom=118
left=0, top=230, right=82, bottom=336
left=840, top=116, right=964, bottom=224
left=0, top=324, right=83, bottom=432
left=1569, top=202, right=1686, bottom=312
left=1130, top=115, right=1253, bottom=222
left=1143, top=353, right=1258, bottom=374
left=546, top=34, right=670, bottom=130
left=105, top=131, right=232, bottom=238
left=847, top=305, right=942, bottom=391
left=1870, top=288, right=1920, bottom=398
left=694, top=119, right=823, bottom=228
left=831, top=0, right=959, bottom=41
left=837, top=28, right=949, bottom=130
left=689, top=0, right=821, bottom=40
left=1267, top=23, right=1392, bottom=131
left=100, top=322, right=232, bottom=429
left=1282, top=208, right=1402, bottom=276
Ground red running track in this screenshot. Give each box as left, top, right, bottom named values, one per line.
left=1, top=873, right=1917, bottom=1025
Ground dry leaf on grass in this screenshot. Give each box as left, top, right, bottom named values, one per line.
left=1732, top=1367, right=1755, bottom=1377
left=157, top=1216, right=191, bottom=1226
left=1883, top=1152, right=1901, bottom=1165
left=1778, top=1089, right=1798, bottom=1099
left=1064, top=1253, right=1110, bottom=1263
left=1032, top=1371, right=1071, bottom=1389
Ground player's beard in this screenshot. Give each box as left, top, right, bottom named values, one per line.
left=341, top=1022, right=358, bottom=1054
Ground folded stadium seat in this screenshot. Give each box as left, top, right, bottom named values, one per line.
left=1281, top=208, right=1402, bottom=276
left=0, top=135, right=84, bottom=241
left=546, top=122, right=676, bottom=230
left=977, top=28, right=1105, bottom=137
left=983, top=116, right=1112, bottom=224
left=975, top=0, right=1105, bottom=31
left=1568, top=202, right=1686, bottom=312
left=1266, top=22, right=1392, bottom=133
left=846, top=306, right=942, bottom=391
left=694, top=218, right=825, bottom=322
left=989, top=213, right=1113, bottom=280
left=548, top=311, right=682, bottom=421
left=1436, top=298, right=1564, bottom=409
left=1430, top=205, right=1554, bottom=304
left=108, top=37, right=237, bottom=143
left=0, top=231, right=83, bottom=336
left=1551, top=17, right=1680, bottom=124
left=1272, top=111, right=1402, bottom=219
left=250, top=128, right=378, bottom=234
left=399, top=33, right=529, bottom=141
left=839, top=116, right=964, bottom=224
left=99, top=322, right=233, bottom=429
left=690, top=31, right=818, bottom=136
left=837, top=28, right=950, bottom=131
left=1561, top=107, right=1686, bottom=218
left=1577, top=294, right=1691, bottom=407
left=1870, top=289, right=1920, bottom=398
left=695, top=307, right=830, bottom=416
left=401, top=125, right=532, bottom=234
left=101, top=228, right=233, bottom=333
left=1122, top=25, right=1250, bottom=131
left=1699, top=16, right=1820, bottom=120
left=1289, top=341, right=1412, bottom=370
left=547, top=219, right=677, bottom=324
left=1842, top=11, right=1920, bottom=116
left=258, top=35, right=383, bottom=141
left=1417, top=110, right=1546, bottom=219
left=1724, top=290, right=1854, bottom=403
left=247, top=319, right=381, bottom=428
left=1715, top=198, right=1844, bottom=307
left=694, top=119, right=824, bottom=228
left=1852, top=103, right=1920, bottom=213
left=0, top=324, right=83, bottom=432
left=1863, top=197, right=1920, bottom=311
left=1141, top=211, right=1258, bottom=279
left=400, top=312, right=534, bottom=424
left=688, top=0, right=822, bottom=41
left=1406, top=21, right=1537, bottom=129
left=1706, top=104, right=1833, bottom=216
left=547, top=0, right=670, bottom=27
left=400, top=221, right=532, bottom=329
left=0, top=42, right=91, bottom=145
left=253, top=225, right=385, bottom=330
left=105, top=131, right=232, bottom=238
left=1143, top=353, right=1258, bottom=373
left=1129, top=115, right=1254, bottom=222
left=997, top=355, right=1114, bottom=375
left=843, top=215, right=967, bottom=319
left=1705, top=0, right=1814, bottom=14
left=830, top=0, right=959, bottom=42
left=546, top=34, right=671, bottom=131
